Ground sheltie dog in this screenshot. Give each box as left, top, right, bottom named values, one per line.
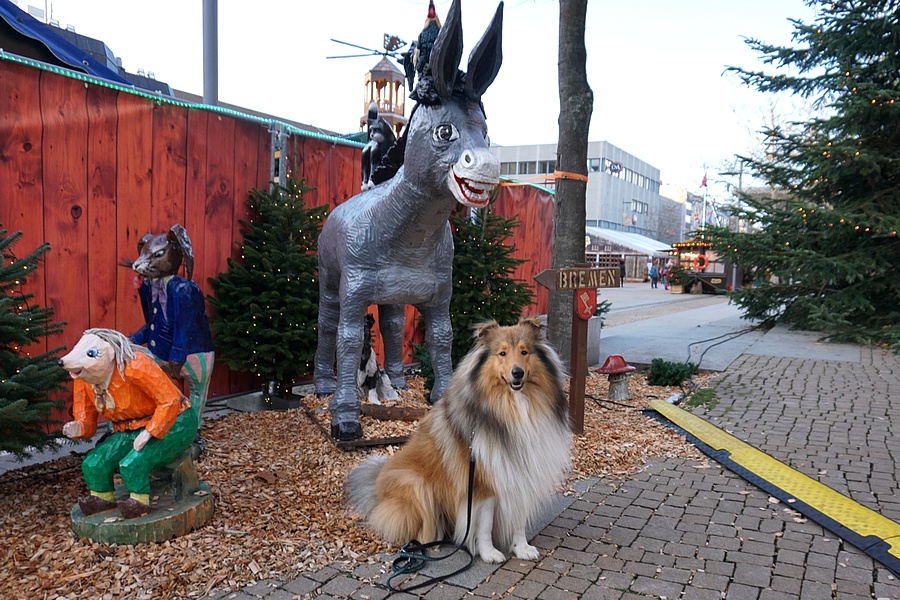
left=346, top=317, right=572, bottom=563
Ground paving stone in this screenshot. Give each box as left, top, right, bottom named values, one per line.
left=593, top=555, right=626, bottom=571
left=350, top=584, right=391, bottom=600
left=805, top=549, right=837, bottom=570
left=241, top=580, right=280, bottom=597
left=732, top=562, right=771, bottom=588
left=725, top=582, right=761, bottom=600
left=673, top=556, right=705, bottom=572
left=691, top=570, right=730, bottom=590
left=261, top=589, right=299, bottom=600
left=280, top=576, right=321, bottom=596
left=769, top=574, right=801, bottom=595
left=422, top=583, right=470, bottom=599
left=758, top=590, right=797, bottom=600
left=696, top=547, right=726, bottom=562
left=657, top=566, right=692, bottom=584
left=525, top=568, right=561, bottom=586
left=320, top=575, right=365, bottom=598
left=553, top=574, right=593, bottom=594
left=799, top=579, right=833, bottom=599
left=507, top=579, right=548, bottom=598
left=580, top=586, right=624, bottom=600
left=629, top=575, right=684, bottom=598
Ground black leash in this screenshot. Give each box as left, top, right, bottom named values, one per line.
left=386, top=432, right=477, bottom=593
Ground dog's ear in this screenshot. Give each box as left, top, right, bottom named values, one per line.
left=518, top=316, right=545, bottom=337
left=472, top=320, right=499, bottom=342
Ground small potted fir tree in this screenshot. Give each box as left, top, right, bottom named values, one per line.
left=666, top=263, right=692, bottom=294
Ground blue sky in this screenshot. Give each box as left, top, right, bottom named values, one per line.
left=42, top=0, right=817, bottom=191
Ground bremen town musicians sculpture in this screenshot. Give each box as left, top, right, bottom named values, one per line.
left=127, top=225, right=215, bottom=429
left=59, top=329, right=198, bottom=519
left=314, top=0, right=504, bottom=441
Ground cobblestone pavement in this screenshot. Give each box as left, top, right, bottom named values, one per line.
left=210, top=343, right=900, bottom=599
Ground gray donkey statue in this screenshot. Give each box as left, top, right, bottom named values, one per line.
left=315, top=0, right=504, bottom=441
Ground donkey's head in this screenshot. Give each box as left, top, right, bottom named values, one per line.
left=403, top=0, right=503, bottom=209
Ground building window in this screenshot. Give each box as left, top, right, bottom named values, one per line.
left=500, top=162, right=516, bottom=176
left=538, top=160, right=556, bottom=174
left=631, top=199, right=649, bottom=214
left=587, top=158, right=601, bottom=172
left=518, top=161, right=536, bottom=175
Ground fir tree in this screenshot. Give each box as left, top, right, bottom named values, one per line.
left=0, top=226, right=67, bottom=458
left=414, top=204, right=533, bottom=391
left=207, top=179, right=327, bottom=386
left=705, top=0, right=900, bottom=349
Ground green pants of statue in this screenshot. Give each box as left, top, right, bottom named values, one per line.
left=81, top=409, right=198, bottom=496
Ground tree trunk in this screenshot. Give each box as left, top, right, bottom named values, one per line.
left=549, top=0, right=593, bottom=369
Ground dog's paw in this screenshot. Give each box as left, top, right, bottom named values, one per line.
left=478, top=547, right=507, bottom=563
left=512, top=543, right=540, bottom=560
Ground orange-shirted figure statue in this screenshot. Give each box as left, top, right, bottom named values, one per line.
left=59, top=328, right=197, bottom=519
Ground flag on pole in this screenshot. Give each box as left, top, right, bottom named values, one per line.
left=700, top=172, right=708, bottom=187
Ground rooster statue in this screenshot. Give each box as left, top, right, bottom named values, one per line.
left=403, top=0, right=442, bottom=90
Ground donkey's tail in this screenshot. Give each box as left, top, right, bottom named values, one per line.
left=346, top=454, right=389, bottom=518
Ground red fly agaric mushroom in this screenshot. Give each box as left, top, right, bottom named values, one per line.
left=596, top=355, right=636, bottom=401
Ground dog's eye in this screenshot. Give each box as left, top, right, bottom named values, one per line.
left=498, top=351, right=506, bottom=357
left=521, top=350, right=528, bottom=356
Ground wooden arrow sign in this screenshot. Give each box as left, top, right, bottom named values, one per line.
left=534, top=267, right=619, bottom=291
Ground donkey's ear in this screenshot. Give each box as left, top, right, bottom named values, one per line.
left=429, top=0, right=463, bottom=98
left=466, top=2, right=503, bottom=101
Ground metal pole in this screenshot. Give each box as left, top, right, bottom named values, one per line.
left=202, top=0, right=218, bottom=106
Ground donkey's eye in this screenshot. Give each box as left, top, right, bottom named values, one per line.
left=152, top=249, right=166, bottom=258
left=86, top=348, right=100, bottom=358
left=433, top=123, right=459, bottom=142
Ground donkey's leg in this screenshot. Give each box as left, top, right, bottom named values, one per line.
left=313, top=279, right=340, bottom=396
left=329, top=296, right=368, bottom=441
left=418, top=302, right=453, bottom=403
left=378, top=303, right=408, bottom=390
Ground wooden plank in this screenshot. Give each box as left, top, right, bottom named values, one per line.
left=328, top=143, right=359, bottom=206
left=231, top=119, right=260, bottom=263
left=203, top=113, right=236, bottom=399
left=361, top=404, right=426, bottom=422
left=494, top=184, right=554, bottom=316
left=115, top=92, right=153, bottom=332
left=0, top=62, right=47, bottom=352
left=41, top=73, right=89, bottom=351
left=183, top=108, right=209, bottom=286
left=85, top=84, right=119, bottom=330
left=150, top=102, right=188, bottom=232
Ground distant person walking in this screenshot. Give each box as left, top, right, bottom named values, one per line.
left=649, top=263, right=659, bottom=289
left=619, top=258, right=626, bottom=287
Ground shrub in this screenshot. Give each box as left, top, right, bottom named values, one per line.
left=646, top=358, right=698, bottom=387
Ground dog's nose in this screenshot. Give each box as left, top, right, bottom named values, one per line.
left=511, top=366, right=524, bottom=381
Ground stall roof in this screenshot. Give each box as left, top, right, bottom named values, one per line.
left=0, top=0, right=130, bottom=85
left=586, top=227, right=674, bottom=257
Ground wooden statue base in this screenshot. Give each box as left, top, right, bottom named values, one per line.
left=70, top=451, right=214, bottom=544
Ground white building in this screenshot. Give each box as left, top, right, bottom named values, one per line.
left=491, top=141, right=684, bottom=244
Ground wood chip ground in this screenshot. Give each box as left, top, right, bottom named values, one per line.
left=0, top=373, right=704, bottom=599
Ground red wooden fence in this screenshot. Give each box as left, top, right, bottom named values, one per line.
left=0, top=57, right=555, bottom=411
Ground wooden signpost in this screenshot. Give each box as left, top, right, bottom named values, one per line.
left=534, top=265, right=619, bottom=434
